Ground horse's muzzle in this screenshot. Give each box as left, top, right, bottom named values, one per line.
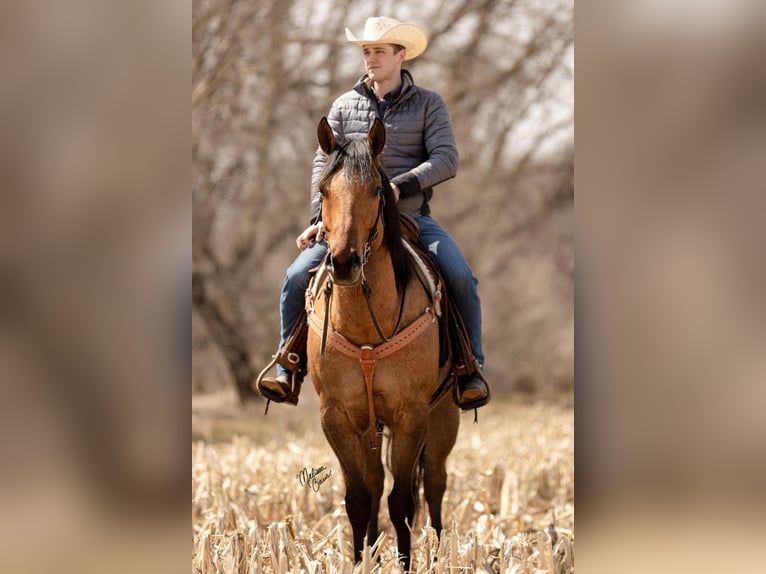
left=327, top=251, right=362, bottom=285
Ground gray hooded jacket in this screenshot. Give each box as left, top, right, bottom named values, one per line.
left=310, top=70, right=458, bottom=222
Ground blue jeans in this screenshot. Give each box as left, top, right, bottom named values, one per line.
left=276, top=216, right=484, bottom=375
left=416, top=215, right=484, bottom=368
left=276, top=241, right=328, bottom=376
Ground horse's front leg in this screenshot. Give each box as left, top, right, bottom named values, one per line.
left=388, top=407, right=429, bottom=572
left=344, top=472, right=371, bottom=562
left=364, top=427, right=385, bottom=550
left=423, top=396, right=459, bottom=535
left=320, top=403, right=383, bottom=563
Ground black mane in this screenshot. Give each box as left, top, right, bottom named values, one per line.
left=318, top=139, right=413, bottom=293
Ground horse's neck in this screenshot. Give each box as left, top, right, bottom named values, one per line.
left=330, top=246, right=400, bottom=341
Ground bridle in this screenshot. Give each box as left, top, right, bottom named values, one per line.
left=320, top=183, right=384, bottom=270
left=319, top=185, right=407, bottom=356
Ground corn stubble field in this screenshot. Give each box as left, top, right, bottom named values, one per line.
left=192, top=392, right=574, bottom=573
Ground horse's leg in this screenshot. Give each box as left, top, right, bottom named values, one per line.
left=344, top=436, right=385, bottom=561
left=363, top=438, right=384, bottom=550
left=320, top=405, right=378, bottom=564
left=344, top=467, right=372, bottom=563
left=423, top=397, right=459, bottom=535
left=387, top=408, right=429, bottom=572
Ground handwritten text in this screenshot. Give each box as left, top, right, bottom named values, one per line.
left=296, top=466, right=332, bottom=492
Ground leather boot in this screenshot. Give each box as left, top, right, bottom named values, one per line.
left=455, top=373, right=490, bottom=410
left=256, top=371, right=304, bottom=406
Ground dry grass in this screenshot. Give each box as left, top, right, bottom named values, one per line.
left=192, top=391, right=573, bottom=573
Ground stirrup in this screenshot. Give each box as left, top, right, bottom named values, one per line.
left=453, top=374, right=490, bottom=411
left=254, top=357, right=303, bottom=408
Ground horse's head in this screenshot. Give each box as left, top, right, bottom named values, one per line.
left=317, top=117, right=386, bottom=286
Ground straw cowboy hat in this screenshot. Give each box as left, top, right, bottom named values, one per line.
left=345, top=17, right=428, bottom=61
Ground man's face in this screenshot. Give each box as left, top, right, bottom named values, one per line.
left=362, top=43, right=405, bottom=83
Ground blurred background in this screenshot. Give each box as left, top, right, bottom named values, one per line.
left=577, top=1, right=766, bottom=572
left=0, top=1, right=188, bottom=572
left=192, top=0, right=574, bottom=402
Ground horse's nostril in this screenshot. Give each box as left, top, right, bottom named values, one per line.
left=327, top=250, right=362, bottom=284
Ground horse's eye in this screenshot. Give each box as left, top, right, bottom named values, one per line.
left=375, top=186, right=383, bottom=196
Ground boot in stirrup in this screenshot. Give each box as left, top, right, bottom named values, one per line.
left=256, top=370, right=304, bottom=406
left=454, top=364, right=491, bottom=411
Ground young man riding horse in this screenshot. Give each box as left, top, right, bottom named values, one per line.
left=258, top=16, right=490, bottom=411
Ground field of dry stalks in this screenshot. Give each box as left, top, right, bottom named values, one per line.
left=192, top=392, right=574, bottom=573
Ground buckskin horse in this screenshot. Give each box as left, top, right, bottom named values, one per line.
left=306, top=117, right=459, bottom=571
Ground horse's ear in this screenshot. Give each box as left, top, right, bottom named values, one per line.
left=317, top=117, right=336, bottom=155
left=368, top=117, right=386, bottom=159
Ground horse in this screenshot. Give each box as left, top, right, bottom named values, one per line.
left=306, top=116, right=459, bottom=571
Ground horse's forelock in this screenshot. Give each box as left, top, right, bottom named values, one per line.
left=319, top=139, right=376, bottom=191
